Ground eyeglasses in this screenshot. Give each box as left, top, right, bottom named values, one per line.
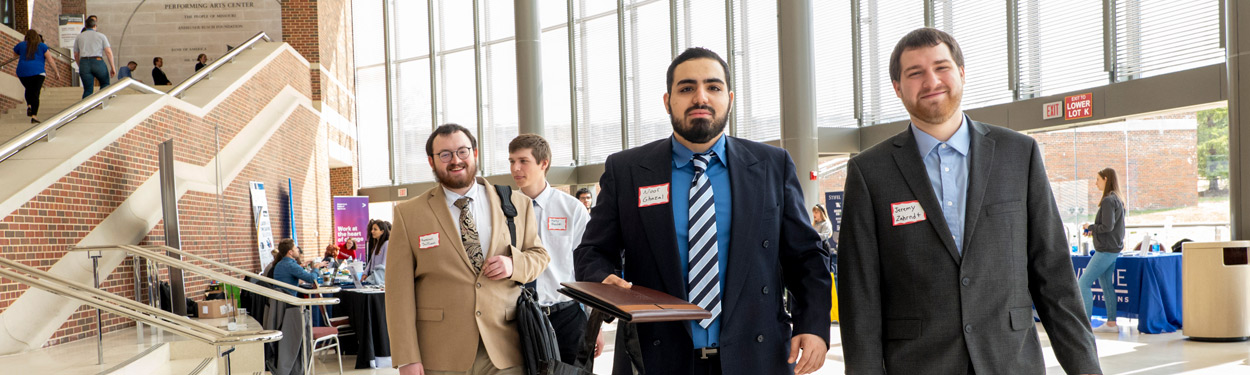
left=436, top=147, right=473, bottom=163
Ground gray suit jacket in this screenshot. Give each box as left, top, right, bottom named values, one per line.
left=838, top=120, right=1101, bottom=375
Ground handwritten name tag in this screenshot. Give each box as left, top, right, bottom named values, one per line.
left=548, top=217, right=567, bottom=231
left=891, top=201, right=927, bottom=226
left=638, top=183, right=670, bottom=208
left=419, top=233, right=440, bottom=249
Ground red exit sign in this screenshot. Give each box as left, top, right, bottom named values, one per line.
left=1064, top=93, right=1093, bottom=120
left=1043, top=101, right=1063, bottom=120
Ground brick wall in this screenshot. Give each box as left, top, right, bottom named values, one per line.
left=330, top=167, right=356, bottom=196
left=61, top=0, right=86, bottom=15
left=1032, top=128, right=1197, bottom=212
left=0, top=48, right=330, bottom=348
left=12, top=0, right=62, bottom=56
left=282, top=0, right=319, bottom=100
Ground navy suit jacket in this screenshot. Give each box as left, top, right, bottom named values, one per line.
left=575, top=136, right=831, bottom=375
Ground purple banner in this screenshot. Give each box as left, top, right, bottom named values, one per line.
left=333, top=196, right=370, bottom=259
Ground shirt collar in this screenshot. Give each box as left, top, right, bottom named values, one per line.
left=672, top=134, right=728, bottom=168
left=910, top=115, right=971, bottom=157
left=443, top=180, right=481, bottom=205
left=531, top=182, right=555, bottom=208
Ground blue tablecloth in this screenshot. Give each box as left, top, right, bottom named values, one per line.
left=1071, top=253, right=1183, bottom=334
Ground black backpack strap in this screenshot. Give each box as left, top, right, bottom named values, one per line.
left=494, top=184, right=518, bottom=246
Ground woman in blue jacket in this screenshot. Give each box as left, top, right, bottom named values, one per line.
left=12, top=30, right=56, bottom=123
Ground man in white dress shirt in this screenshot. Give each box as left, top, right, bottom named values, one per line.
left=508, top=134, right=604, bottom=363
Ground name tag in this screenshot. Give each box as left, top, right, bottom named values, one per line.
left=891, top=201, right=927, bottom=226
left=548, top=217, right=567, bottom=231
left=638, top=183, right=670, bottom=207
left=419, top=233, right=440, bottom=249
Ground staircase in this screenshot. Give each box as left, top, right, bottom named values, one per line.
left=0, top=86, right=164, bottom=141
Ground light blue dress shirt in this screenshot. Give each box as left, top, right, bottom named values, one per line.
left=670, top=135, right=732, bottom=348
left=911, top=116, right=971, bottom=255
left=117, top=66, right=133, bottom=80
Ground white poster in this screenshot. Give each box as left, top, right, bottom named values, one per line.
left=250, top=181, right=276, bottom=271
left=58, top=14, right=84, bottom=50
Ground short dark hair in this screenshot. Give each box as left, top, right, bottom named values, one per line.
left=508, top=134, right=551, bottom=171
left=666, top=47, right=731, bottom=94
left=127, top=61, right=136, bottom=66
left=153, top=57, right=162, bottom=64
left=575, top=188, right=592, bottom=199
left=889, top=28, right=964, bottom=82
left=85, top=17, right=97, bottom=29
left=276, top=238, right=297, bottom=259
left=425, top=123, right=477, bottom=157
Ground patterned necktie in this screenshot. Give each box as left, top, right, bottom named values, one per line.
left=454, top=197, right=484, bottom=273
left=687, top=152, right=721, bottom=328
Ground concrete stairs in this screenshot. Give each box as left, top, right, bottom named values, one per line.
left=0, top=85, right=168, bottom=142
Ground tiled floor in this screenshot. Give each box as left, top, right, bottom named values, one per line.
left=314, top=320, right=1250, bottom=375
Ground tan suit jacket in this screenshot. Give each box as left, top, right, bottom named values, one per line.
left=385, top=179, right=549, bottom=372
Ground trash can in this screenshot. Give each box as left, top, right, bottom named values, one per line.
left=1182, top=240, right=1250, bottom=341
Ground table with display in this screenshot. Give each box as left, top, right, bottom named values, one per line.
left=1069, top=253, right=1183, bottom=334
left=329, top=286, right=391, bottom=369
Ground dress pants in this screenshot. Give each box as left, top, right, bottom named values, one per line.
left=547, top=302, right=588, bottom=364
left=425, top=340, right=522, bottom=375
left=690, top=355, right=722, bottom=375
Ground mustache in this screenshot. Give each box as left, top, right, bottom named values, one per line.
left=446, top=161, right=467, bottom=171
left=686, top=105, right=715, bottom=116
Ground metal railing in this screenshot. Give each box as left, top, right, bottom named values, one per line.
left=139, top=244, right=340, bottom=295
left=0, top=31, right=273, bottom=165
left=0, top=256, right=283, bottom=346
left=168, top=31, right=271, bottom=98
left=70, top=245, right=339, bottom=307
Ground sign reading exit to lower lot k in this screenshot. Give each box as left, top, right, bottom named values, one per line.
left=1064, top=93, right=1093, bottom=120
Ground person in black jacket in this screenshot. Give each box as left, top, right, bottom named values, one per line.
left=152, top=57, right=171, bottom=85
left=1080, top=167, right=1127, bottom=333
left=195, top=53, right=208, bottom=71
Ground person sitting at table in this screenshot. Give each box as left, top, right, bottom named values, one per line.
left=271, top=238, right=327, bottom=296
left=338, top=238, right=360, bottom=261
left=1080, top=168, right=1126, bottom=333
left=323, top=244, right=341, bottom=270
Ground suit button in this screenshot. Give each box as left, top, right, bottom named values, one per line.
left=762, top=286, right=769, bottom=294
left=653, top=340, right=661, bottom=346
left=476, top=283, right=482, bottom=288
left=756, top=335, right=765, bottom=342
left=964, top=324, right=972, bottom=333
left=762, top=240, right=770, bottom=248
left=961, top=278, right=970, bottom=286
left=476, top=311, right=482, bottom=317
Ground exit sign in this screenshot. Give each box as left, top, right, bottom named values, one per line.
left=1064, top=93, right=1093, bottom=120
left=1043, top=101, right=1063, bottom=120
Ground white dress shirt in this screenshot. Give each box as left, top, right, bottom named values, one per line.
left=443, top=182, right=493, bottom=259
left=530, top=182, right=590, bottom=306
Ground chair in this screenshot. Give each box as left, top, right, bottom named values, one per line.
left=308, top=297, right=343, bottom=375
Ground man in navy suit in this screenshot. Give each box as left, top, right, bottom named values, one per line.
left=574, top=47, right=832, bottom=375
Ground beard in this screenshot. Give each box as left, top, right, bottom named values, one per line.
left=671, top=105, right=729, bottom=144
left=433, top=160, right=477, bottom=190
left=903, top=88, right=962, bottom=125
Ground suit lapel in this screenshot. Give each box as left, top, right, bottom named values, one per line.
left=891, top=130, right=962, bottom=265
left=632, top=139, right=685, bottom=301
left=426, top=186, right=475, bottom=273
left=722, top=137, right=761, bottom=324
left=961, top=122, right=996, bottom=256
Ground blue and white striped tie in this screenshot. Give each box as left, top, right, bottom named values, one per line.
left=687, top=152, right=721, bottom=328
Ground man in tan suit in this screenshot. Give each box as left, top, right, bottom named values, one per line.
left=386, top=124, right=550, bottom=375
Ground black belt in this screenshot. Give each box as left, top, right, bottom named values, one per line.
left=81, top=56, right=102, bottom=60
left=541, top=300, right=578, bottom=315
left=694, top=347, right=719, bottom=360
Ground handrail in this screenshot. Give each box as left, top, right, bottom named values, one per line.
left=0, top=257, right=282, bottom=346
left=76, top=244, right=340, bottom=295
left=0, top=56, right=15, bottom=68
left=69, top=245, right=338, bottom=307
left=0, top=31, right=273, bottom=165
left=168, top=31, right=271, bottom=98
left=0, top=77, right=164, bottom=164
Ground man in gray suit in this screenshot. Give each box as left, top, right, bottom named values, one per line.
left=838, top=28, right=1102, bottom=375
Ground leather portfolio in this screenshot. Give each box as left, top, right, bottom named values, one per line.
left=558, top=282, right=711, bottom=323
